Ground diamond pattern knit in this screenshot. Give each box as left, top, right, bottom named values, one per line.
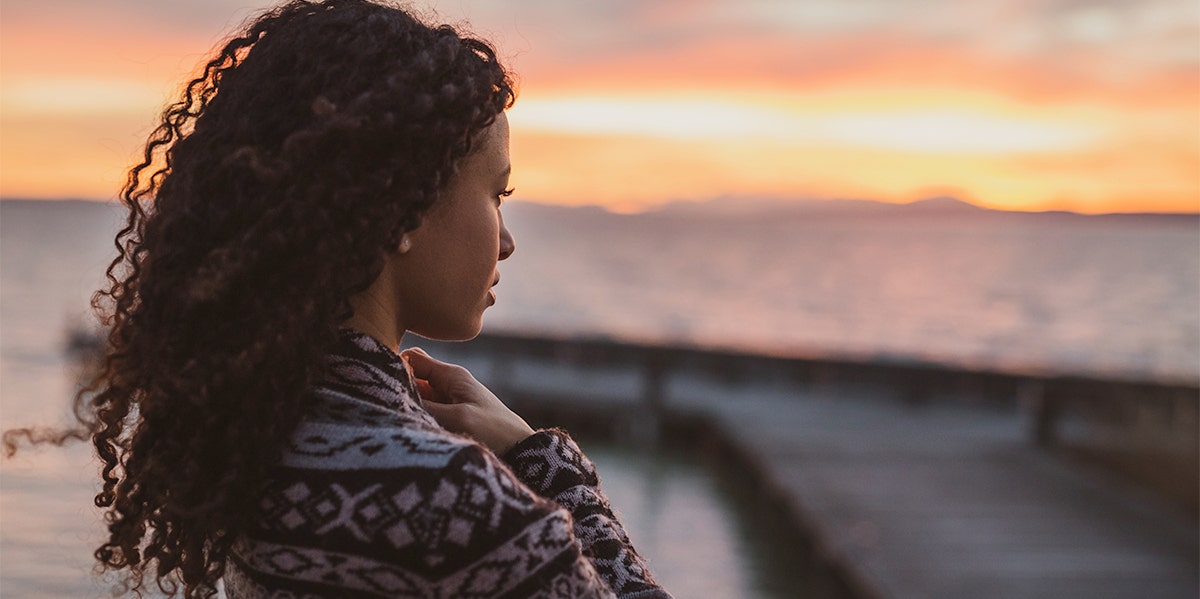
left=225, top=329, right=671, bottom=598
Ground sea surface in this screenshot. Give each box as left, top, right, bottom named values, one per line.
left=1, top=198, right=1197, bottom=596
left=491, top=202, right=1198, bottom=383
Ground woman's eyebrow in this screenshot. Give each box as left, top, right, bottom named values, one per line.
left=497, top=164, right=511, bottom=180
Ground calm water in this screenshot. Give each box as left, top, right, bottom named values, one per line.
left=491, top=203, right=1198, bottom=383
left=1, top=199, right=1197, bottom=596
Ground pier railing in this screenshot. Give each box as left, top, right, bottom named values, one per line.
left=413, top=330, right=1199, bottom=514
left=418, top=331, right=1196, bottom=436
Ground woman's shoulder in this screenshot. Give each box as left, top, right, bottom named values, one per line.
left=279, top=389, right=477, bottom=472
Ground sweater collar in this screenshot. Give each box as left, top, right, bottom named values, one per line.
left=322, top=327, right=425, bottom=416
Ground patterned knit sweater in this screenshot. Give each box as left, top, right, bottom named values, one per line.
left=225, top=330, right=671, bottom=598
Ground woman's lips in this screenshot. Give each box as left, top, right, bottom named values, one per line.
left=486, top=275, right=499, bottom=305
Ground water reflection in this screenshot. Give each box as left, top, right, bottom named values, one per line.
left=0, top=442, right=112, bottom=598
left=585, top=441, right=810, bottom=599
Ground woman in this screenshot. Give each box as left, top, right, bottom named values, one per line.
left=58, top=1, right=670, bottom=596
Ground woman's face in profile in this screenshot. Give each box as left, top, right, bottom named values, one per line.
left=393, top=112, right=516, bottom=340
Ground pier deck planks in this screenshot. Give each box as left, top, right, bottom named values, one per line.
left=669, top=382, right=1198, bottom=599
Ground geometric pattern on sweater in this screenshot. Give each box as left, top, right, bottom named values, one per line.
left=226, top=544, right=615, bottom=599
left=503, top=430, right=600, bottom=495
left=300, top=386, right=431, bottom=428
left=502, top=432, right=667, bottom=598
left=280, top=418, right=470, bottom=470
left=225, top=329, right=671, bottom=598
left=233, top=446, right=614, bottom=598
left=256, top=448, right=544, bottom=552
left=230, top=509, right=582, bottom=598
left=318, top=328, right=435, bottom=424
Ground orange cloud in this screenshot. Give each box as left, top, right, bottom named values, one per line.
left=0, top=10, right=218, bottom=199
left=509, top=96, right=1199, bottom=214
left=501, top=14, right=1198, bottom=214
left=0, top=113, right=149, bottom=199
left=523, top=26, right=1197, bottom=110
left=2, top=0, right=1195, bottom=214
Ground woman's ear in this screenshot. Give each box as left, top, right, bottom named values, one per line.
left=398, top=234, right=412, bottom=254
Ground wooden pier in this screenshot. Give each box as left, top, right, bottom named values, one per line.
left=413, top=331, right=1199, bottom=599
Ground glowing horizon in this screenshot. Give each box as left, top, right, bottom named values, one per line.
left=1, top=0, right=1197, bottom=214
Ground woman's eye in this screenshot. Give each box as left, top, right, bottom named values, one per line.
left=496, top=187, right=514, bottom=205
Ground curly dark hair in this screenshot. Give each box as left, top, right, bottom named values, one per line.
left=5, top=1, right=514, bottom=596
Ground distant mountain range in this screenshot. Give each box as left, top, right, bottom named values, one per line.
left=505, top=195, right=1198, bottom=222
left=646, top=195, right=987, bottom=217
left=3, top=196, right=1196, bottom=222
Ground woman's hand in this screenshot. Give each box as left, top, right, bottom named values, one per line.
left=402, top=347, right=535, bottom=455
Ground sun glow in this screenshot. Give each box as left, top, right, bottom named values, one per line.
left=810, top=110, right=1098, bottom=153
left=1, top=0, right=1197, bottom=213
left=506, top=88, right=1195, bottom=213
left=510, top=95, right=1102, bottom=153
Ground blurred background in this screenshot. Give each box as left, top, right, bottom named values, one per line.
left=1, top=1, right=1197, bottom=597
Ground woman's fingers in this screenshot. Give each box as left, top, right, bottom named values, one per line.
left=419, top=395, right=480, bottom=443
left=413, top=378, right=435, bottom=403
left=400, top=346, right=534, bottom=454
left=401, top=347, right=439, bottom=381
left=403, top=348, right=455, bottom=403
left=403, top=348, right=471, bottom=397
left=420, top=397, right=452, bottom=418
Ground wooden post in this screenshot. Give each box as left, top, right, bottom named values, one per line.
left=633, top=350, right=668, bottom=445
left=1018, top=380, right=1056, bottom=447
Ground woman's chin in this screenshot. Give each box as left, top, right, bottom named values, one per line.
left=411, top=318, right=484, bottom=342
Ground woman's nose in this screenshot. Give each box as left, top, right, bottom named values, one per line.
left=498, top=220, right=515, bottom=260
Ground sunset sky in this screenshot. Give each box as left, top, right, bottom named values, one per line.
left=1, top=0, right=1197, bottom=213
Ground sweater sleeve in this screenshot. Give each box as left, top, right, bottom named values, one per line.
left=502, top=429, right=672, bottom=599
left=227, top=423, right=671, bottom=598
left=231, top=437, right=632, bottom=599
